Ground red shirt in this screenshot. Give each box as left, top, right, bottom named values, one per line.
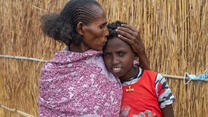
left=120, top=70, right=162, bottom=117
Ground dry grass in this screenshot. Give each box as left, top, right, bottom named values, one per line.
left=0, top=0, right=207, bottom=117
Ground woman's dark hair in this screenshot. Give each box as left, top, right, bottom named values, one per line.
left=41, top=0, right=102, bottom=47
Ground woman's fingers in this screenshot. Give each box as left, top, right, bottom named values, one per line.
left=121, top=24, right=138, bottom=32
left=117, top=26, right=138, bottom=37
left=116, top=29, right=136, bottom=40
left=116, top=25, right=138, bottom=44
left=116, top=23, right=146, bottom=56
left=118, top=34, right=133, bottom=45
left=119, top=33, right=144, bottom=56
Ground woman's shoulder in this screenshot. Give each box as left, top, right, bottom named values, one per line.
left=46, top=49, right=102, bottom=63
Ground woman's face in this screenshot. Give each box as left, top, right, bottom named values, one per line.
left=103, top=37, right=135, bottom=81
left=81, top=5, right=109, bottom=51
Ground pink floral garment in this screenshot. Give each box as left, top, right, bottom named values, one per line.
left=38, top=49, right=122, bottom=117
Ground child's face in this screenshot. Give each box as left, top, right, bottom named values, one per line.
left=103, top=37, right=135, bottom=81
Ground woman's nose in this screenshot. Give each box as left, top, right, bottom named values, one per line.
left=104, top=26, right=109, bottom=36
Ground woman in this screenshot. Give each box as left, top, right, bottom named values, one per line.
left=38, top=0, right=149, bottom=116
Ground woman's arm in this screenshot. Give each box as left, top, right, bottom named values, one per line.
left=161, top=104, right=174, bottom=117
left=116, top=24, right=150, bottom=70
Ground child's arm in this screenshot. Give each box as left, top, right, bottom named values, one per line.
left=161, top=104, right=174, bottom=117
left=155, top=73, right=176, bottom=117
left=116, top=24, right=150, bottom=70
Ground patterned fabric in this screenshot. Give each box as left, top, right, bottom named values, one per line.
left=121, top=67, right=175, bottom=117
left=38, top=49, right=122, bottom=117
left=155, top=73, right=176, bottom=108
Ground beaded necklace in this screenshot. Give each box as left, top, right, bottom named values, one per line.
left=121, top=66, right=141, bottom=92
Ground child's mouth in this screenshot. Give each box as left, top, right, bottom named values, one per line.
left=112, top=67, right=121, bottom=74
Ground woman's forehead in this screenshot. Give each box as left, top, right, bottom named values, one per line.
left=88, top=5, right=106, bottom=24
left=90, top=4, right=105, bottom=17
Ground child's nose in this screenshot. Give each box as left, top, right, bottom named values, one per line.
left=112, top=56, right=119, bottom=65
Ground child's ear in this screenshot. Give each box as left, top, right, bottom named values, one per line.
left=76, top=22, right=86, bottom=36
left=134, top=53, right=138, bottom=60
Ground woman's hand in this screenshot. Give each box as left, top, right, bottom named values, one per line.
left=116, top=24, right=145, bottom=55
left=116, top=24, right=150, bottom=70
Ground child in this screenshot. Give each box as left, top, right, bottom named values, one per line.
left=103, top=21, right=176, bottom=117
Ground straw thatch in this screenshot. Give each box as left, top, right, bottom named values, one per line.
left=0, top=0, right=207, bottom=117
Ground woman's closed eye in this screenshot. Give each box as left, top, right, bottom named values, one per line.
left=99, top=23, right=107, bottom=30
left=99, top=25, right=105, bottom=30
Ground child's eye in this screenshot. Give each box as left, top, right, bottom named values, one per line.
left=118, top=52, right=125, bottom=57
left=103, top=53, right=111, bottom=57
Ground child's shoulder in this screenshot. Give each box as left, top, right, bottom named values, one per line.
left=143, top=69, right=158, bottom=76
left=141, top=69, right=166, bottom=83
left=143, top=69, right=157, bottom=73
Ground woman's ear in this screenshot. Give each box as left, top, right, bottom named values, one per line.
left=77, top=22, right=86, bottom=36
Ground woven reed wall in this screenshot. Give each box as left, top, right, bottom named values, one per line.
left=0, top=0, right=207, bottom=116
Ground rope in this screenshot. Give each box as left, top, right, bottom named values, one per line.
left=0, top=104, right=34, bottom=117
left=0, top=54, right=208, bottom=82
left=162, top=74, right=208, bottom=82
left=183, top=70, right=208, bottom=84
left=0, top=55, right=47, bottom=62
